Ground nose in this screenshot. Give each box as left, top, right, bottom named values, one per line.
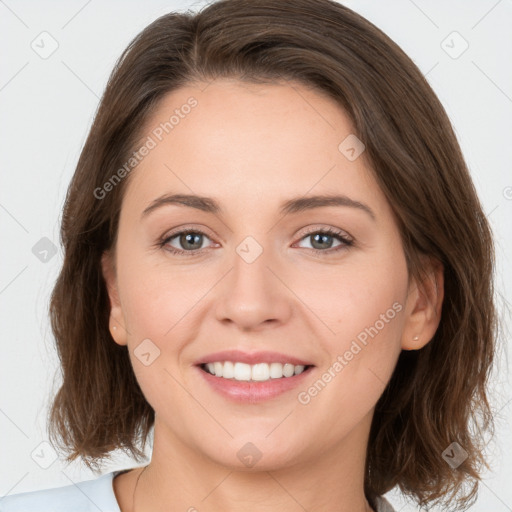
left=215, top=240, right=293, bottom=331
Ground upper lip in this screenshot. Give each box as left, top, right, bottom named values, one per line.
left=195, top=350, right=314, bottom=367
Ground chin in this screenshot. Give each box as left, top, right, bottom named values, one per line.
left=194, top=435, right=306, bottom=472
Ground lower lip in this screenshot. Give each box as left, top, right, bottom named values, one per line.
left=195, top=365, right=315, bottom=403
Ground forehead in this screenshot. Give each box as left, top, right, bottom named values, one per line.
left=122, top=79, right=385, bottom=217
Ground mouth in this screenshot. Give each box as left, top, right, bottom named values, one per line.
left=193, top=349, right=316, bottom=403
left=194, top=357, right=316, bottom=403
left=198, top=361, right=314, bottom=382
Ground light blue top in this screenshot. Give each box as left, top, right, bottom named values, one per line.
left=0, top=471, right=125, bottom=512
left=0, top=470, right=396, bottom=511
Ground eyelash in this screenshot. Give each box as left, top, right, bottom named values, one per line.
left=157, top=226, right=354, bottom=257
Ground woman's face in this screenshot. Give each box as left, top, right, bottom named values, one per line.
left=103, top=78, right=430, bottom=470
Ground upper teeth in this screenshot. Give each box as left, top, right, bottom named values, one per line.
left=204, top=361, right=307, bottom=381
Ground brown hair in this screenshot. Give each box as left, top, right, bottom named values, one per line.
left=47, top=0, right=498, bottom=509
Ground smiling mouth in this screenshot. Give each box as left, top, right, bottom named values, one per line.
left=199, top=361, right=314, bottom=382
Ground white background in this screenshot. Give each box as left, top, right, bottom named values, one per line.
left=0, top=0, right=511, bottom=510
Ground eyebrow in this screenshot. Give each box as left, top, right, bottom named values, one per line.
left=141, top=193, right=376, bottom=221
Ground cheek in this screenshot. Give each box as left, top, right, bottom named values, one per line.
left=300, top=256, right=407, bottom=347
left=294, top=281, right=404, bottom=439
left=300, top=256, right=406, bottom=411
left=334, top=279, right=405, bottom=353
left=119, top=256, right=205, bottom=337
left=118, top=265, right=201, bottom=412
left=118, top=259, right=208, bottom=402
left=301, top=257, right=406, bottom=407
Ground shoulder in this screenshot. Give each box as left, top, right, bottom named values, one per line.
left=0, top=472, right=122, bottom=512
left=374, top=495, right=396, bottom=512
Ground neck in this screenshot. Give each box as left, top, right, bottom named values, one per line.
left=130, top=411, right=375, bottom=512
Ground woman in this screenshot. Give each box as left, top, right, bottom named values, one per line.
left=0, top=0, right=497, bottom=511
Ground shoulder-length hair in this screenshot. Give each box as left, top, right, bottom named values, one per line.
left=48, top=0, right=497, bottom=509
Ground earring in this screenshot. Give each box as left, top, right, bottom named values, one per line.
left=413, top=335, right=419, bottom=341
left=113, top=326, right=117, bottom=330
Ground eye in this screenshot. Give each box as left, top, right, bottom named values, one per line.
left=294, top=227, right=354, bottom=255
left=158, top=226, right=354, bottom=257
left=159, top=229, right=214, bottom=255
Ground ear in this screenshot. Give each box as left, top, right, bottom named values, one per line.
left=401, top=256, right=444, bottom=350
left=101, top=250, right=128, bottom=346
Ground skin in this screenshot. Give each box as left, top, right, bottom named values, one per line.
left=102, top=78, right=444, bottom=512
